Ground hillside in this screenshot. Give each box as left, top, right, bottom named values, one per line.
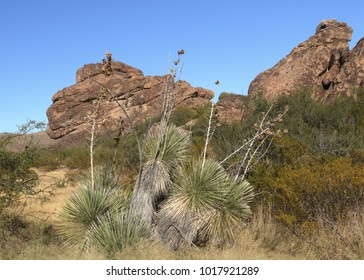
left=0, top=131, right=56, bottom=152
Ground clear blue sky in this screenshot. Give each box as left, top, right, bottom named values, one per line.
left=1, top=0, right=364, bottom=132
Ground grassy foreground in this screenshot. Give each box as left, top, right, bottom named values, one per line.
left=1, top=168, right=363, bottom=260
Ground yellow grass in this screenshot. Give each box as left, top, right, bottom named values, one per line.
left=18, top=168, right=78, bottom=224
left=2, top=168, right=364, bottom=260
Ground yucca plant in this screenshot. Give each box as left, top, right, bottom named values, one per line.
left=76, top=164, right=121, bottom=190
left=88, top=211, right=149, bottom=258
left=157, top=158, right=254, bottom=248
left=199, top=178, right=254, bottom=246
left=58, top=166, right=128, bottom=250
left=143, top=124, right=191, bottom=194
left=130, top=124, right=191, bottom=229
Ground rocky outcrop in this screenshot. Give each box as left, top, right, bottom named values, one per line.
left=46, top=62, right=213, bottom=146
left=248, top=19, right=364, bottom=99
left=333, top=37, right=364, bottom=95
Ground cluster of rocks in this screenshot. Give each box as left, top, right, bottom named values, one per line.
left=46, top=20, right=364, bottom=144
left=46, top=62, right=213, bottom=145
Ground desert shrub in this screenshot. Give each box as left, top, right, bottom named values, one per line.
left=218, top=92, right=236, bottom=100
left=0, top=121, right=44, bottom=212
left=0, top=212, right=61, bottom=259
left=0, top=148, right=39, bottom=210
left=230, top=90, right=364, bottom=239
left=170, top=105, right=198, bottom=126
left=252, top=156, right=364, bottom=234
left=212, top=122, right=251, bottom=165
left=36, top=146, right=90, bottom=170
left=272, top=89, right=364, bottom=155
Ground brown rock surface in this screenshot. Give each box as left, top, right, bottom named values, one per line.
left=248, top=19, right=364, bottom=99
left=216, top=94, right=248, bottom=123
left=46, top=61, right=213, bottom=146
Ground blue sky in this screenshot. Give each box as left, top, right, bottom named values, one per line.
left=1, top=0, right=364, bottom=132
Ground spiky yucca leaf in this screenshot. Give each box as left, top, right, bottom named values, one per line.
left=161, top=158, right=228, bottom=221
left=200, top=179, right=254, bottom=245
left=88, top=211, right=149, bottom=258
left=58, top=166, right=128, bottom=249
left=136, top=124, right=191, bottom=206
left=158, top=158, right=254, bottom=247
left=130, top=125, right=191, bottom=228
left=75, top=165, right=120, bottom=190
left=144, top=124, right=191, bottom=173
left=58, top=186, right=128, bottom=249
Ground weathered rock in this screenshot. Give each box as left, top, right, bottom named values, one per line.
left=46, top=62, right=213, bottom=146
left=248, top=19, right=364, bottom=99
left=76, top=62, right=143, bottom=83
left=216, top=94, right=248, bottom=123
left=333, top=37, right=364, bottom=96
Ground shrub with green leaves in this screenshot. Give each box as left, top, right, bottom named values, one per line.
left=0, top=120, right=44, bottom=212
left=252, top=156, right=364, bottom=234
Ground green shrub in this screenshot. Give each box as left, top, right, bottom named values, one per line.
left=218, top=92, right=235, bottom=100
left=273, top=89, right=364, bottom=155
left=0, top=121, right=44, bottom=212
left=170, top=106, right=198, bottom=126
left=36, top=146, right=90, bottom=170
left=252, top=156, right=364, bottom=234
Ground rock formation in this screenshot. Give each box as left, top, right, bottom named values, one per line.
left=248, top=19, right=364, bottom=99
left=215, top=93, right=248, bottom=123
left=46, top=61, right=213, bottom=145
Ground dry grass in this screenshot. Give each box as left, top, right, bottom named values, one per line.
left=116, top=208, right=302, bottom=260
left=17, top=168, right=79, bottom=224
left=2, top=168, right=364, bottom=260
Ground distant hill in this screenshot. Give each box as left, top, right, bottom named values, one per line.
left=0, top=131, right=56, bottom=151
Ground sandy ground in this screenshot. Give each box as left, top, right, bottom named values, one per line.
left=18, top=168, right=78, bottom=224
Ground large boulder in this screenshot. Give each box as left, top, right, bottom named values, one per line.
left=248, top=19, right=364, bottom=99
left=46, top=61, right=213, bottom=146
